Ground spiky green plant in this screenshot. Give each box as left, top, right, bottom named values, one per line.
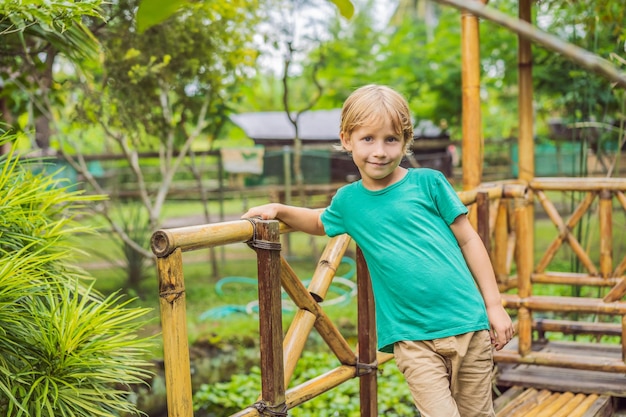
left=0, top=134, right=155, bottom=416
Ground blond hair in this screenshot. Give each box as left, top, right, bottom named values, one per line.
left=340, top=84, right=414, bottom=152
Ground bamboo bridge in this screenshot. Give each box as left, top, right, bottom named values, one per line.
left=151, top=176, right=626, bottom=416
left=151, top=0, right=626, bottom=415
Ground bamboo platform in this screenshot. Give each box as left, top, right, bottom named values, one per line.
left=494, top=385, right=615, bottom=417
left=494, top=339, right=626, bottom=416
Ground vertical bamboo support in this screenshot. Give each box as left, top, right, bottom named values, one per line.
left=254, top=220, right=286, bottom=414
left=494, top=198, right=509, bottom=285
left=476, top=191, right=491, bottom=255
left=599, top=189, right=613, bottom=279
left=516, top=199, right=533, bottom=356
left=157, top=248, right=193, bottom=417
left=461, top=1, right=484, bottom=191
left=517, top=0, right=534, bottom=183
left=518, top=0, right=535, bottom=270
left=357, top=247, right=378, bottom=417
left=622, top=316, right=626, bottom=363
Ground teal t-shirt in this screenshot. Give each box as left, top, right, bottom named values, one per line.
left=320, top=168, right=489, bottom=353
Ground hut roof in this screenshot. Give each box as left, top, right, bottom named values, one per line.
left=231, top=109, right=341, bottom=146
left=230, top=109, right=449, bottom=147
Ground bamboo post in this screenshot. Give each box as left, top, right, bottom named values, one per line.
left=622, top=316, right=626, bottom=363
left=518, top=0, right=535, bottom=284
left=517, top=0, right=534, bottom=183
left=476, top=191, right=491, bottom=254
left=356, top=247, right=378, bottom=417
left=493, top=197, right=510, bottom=285
left=157, top=248, right=193, bottom=417
left=515, top=199, right=533, bottom=355
left=253, top=220, right=287, bottom=414
left=460, top=1, right=485, bottom=192
left=599, top=189, right=613, bottom=279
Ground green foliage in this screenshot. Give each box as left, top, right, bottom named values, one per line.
left=0, top=136, right=155, bottom=416
left=193, top=350, right=418, bottom=417
left=136, top=0, right=190, bottom=34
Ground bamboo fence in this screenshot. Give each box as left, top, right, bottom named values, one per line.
left=494, top=177, right=626, bottom=373
left=151, top=183, right=526, bottom=416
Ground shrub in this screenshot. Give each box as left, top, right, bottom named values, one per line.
left=0, top=135, right=155, bottom=416
left=193, top=350, right=419, bottom=417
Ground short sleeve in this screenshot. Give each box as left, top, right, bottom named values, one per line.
left=431, top=170, right=468, bottom=225
left=320, top=192, right=347, bottom=237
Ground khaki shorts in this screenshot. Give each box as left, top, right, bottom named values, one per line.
left=394, top=330, right=495, bottom=417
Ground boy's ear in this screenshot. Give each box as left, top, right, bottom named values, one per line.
left=340, top=131, right=352, bottom=151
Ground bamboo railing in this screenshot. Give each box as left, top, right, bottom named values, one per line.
left=494, top=177, right=626, bottom=373
left=151, top=182, right=527, bottom=417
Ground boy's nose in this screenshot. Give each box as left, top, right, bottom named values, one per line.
left=372, top=142, right=386, bottom=156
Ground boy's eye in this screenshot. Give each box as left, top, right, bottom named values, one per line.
left=386, top=136, right=399, bottom=142
left=362, top=136, right=373, bottom=142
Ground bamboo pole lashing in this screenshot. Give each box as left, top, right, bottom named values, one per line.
left=157, top=249, right=193, bottom=417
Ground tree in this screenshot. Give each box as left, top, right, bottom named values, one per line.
left=54, top=0, right=263, bottom=290
left=0, top=0, right=102, bottom=153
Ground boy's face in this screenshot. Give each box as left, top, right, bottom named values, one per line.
left=340, top=117, right=408, bottom=190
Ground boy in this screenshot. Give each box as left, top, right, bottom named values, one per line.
left=242, top=84, right=514, bottom=417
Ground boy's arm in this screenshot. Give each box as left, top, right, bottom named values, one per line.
left=450, top=214, right=515, bottom=351
left=242, top=203, right=326, bottom=236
